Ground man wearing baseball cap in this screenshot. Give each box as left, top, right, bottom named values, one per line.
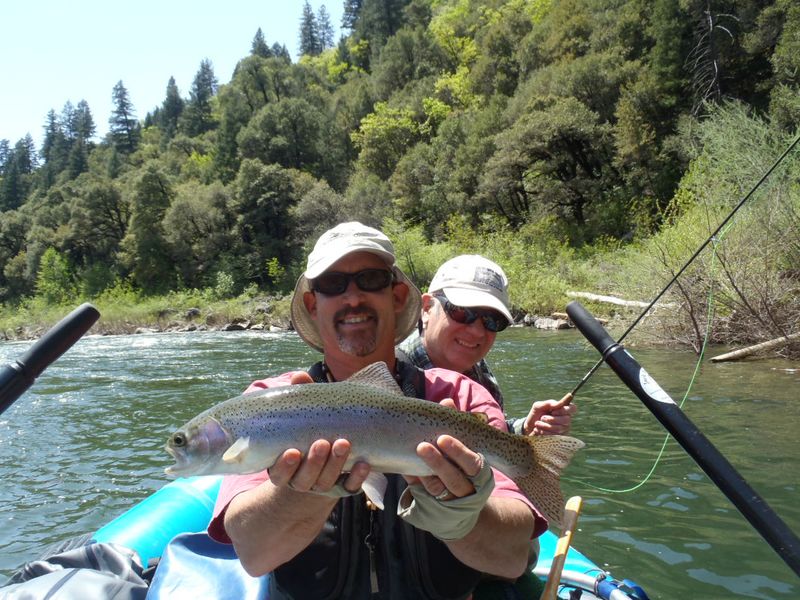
left=208, top=224, right=544, bottom=599
left=399, top=254, right=576, bottom=435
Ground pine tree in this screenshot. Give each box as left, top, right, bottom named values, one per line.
left=61, top=101, right=78, bottom=144
left=0, top=136, right=36, bottom=211
left=356, top=0, right=409, bottom=46
left=15, top=135, right=37, bottom=173
left=73, top=100, right=96, bottom=143
left=342, top=0, right=362, bottom=30
left=109, top=80, right=140, bottom=154
left=181, top=60, right=218, bottom=136
left=272, top=43, right=291, bottom=61
left=299, top=0, right=321, bottom=56
left=318, top=5, right=335, bottom=49
left=0, top=139, right=10, bottom=170
left=41, top=110, right=66, bottom=166
left=160, top=76, right=184, bottom=140
left=67, top=138, right=89, bottom=179
left=251, top=27, right=272, bottom=58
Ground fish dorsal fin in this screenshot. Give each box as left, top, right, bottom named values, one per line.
left=222, top=436, right=251, bottom=464
left=347, top=361, right=402, bottom=394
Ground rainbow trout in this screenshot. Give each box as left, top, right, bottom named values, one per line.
left=165, top=362, right=584, bottom=526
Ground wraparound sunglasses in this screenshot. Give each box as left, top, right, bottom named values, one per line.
left=432, top=292, right=510, bottom=332
left=311, top=268, right=396, bottom=295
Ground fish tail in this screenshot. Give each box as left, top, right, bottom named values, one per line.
left=511, top=435, right=585, bottom=529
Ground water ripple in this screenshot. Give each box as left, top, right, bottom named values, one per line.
left=1, top=329, right=798, bottom=598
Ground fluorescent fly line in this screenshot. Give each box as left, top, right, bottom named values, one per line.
left=560, top=134, right=799, bottom=494
left=563, top=232, right=726, bottom=494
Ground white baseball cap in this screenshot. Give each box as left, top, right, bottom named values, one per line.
left=428, top=255, right=513, bottom=323
left=290, top=222, right=422, bottom=352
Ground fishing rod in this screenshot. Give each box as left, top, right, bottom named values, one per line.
left=0, top=303, right=100, bottom=415
left=566, top=300, right=800, bottom=577
left=555, top=133, right=800, bottom=406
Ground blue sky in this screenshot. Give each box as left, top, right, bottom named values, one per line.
left=1, top=1, right=342, bottom=150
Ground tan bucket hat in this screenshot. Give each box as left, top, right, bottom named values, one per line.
left=290, top=222, right=422, bottom=352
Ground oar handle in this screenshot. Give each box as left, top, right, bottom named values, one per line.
left=566, top=300, right=800, bottom=578
left=540, top=495, right=583, bottom=600
left=0, top=303, right=100, bottom=415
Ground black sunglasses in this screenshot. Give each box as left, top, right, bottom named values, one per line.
left=433, top=293, right=509, bottom=332
left=311, top=268, right=395, bottom=296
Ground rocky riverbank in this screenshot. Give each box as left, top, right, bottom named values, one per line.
left=1, top=301, right=582, bottom=342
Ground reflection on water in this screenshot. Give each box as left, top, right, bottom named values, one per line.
left=0, top=328, right=797, bottom=598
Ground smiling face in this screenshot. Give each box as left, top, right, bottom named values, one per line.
left=420, top=293, right=497, bottom=374
left=303, top=251, right=409, bottom=378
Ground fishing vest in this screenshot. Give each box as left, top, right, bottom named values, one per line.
left=268, top=360, right=482, bottom=600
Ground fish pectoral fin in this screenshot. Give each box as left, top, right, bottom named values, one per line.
left=222, top=436, right=251, bottom=464
left=361, top=472, right=388, bottom=510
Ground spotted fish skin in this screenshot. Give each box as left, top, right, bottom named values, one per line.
left=165, top=362, right=584, bottom=526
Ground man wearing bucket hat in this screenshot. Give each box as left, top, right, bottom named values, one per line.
left=208, top=223, right=542, bottom=599
left=399, top=254, right=576, bottom=436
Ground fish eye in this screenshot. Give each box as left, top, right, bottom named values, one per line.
left=171, top=432, right=187, bottom=447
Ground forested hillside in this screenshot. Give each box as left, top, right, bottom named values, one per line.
left=1, top=0, right=798, bottom=350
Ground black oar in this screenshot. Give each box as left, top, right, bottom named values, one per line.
left=566, top=300, right=800, bottom=578
left=0, top=303, right=100, bottom=415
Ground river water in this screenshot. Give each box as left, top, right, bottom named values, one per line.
left=0, top=328, right=797, bottom=598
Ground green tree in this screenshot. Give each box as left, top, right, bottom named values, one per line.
left=355, top=0, right=410, bottom=48
left=73, top=100, right=96, bottom=143
left=0, top=139, right=10, bottom=168
left=317, top=5, right=335, bottom=49
left=341, top=167, right=393, bottom=226
left=0, top=209, right=29, bottom=301
left=251, top=27, right=272, bottom=58
left=109, top=80, right=140, bottom=154
left=231, top=160, right=298, bottom=285
left=478, top=96, right=619, bottom=236
left=762, top=0, right=800, bottom=130
left=291, top=178, right=347, bottom=241
left=160, top=76, right=185, bottom=141
left=0, top=136, right=36, bottom=211
left=163, top=181, right=233, bottom=288
left=470, top=6, right=532, bottom=98
left=351, top=102, right=420, bottom=179
left=371, top=26, right=447, bottom=100
left=237, top=97, right=327, bottom=174
left=119, top=164, right=175, bottom=293
left=299, top=0, right=322, bottom=56
left=35, top=247, right=77, bottom=304
left=342, top=0, right=362, bottom=30
left=180, top=59, right=218, bottom=136
left=66, top=138, right=89, bottom=179
left=40, top=109, right=69, bottom=182
left=67, top=177, right=129, bottom=268
left=272, top=43, right=291, bottom=60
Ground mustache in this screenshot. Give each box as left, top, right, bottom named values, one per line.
left=334, top=306, right=378, bottom=322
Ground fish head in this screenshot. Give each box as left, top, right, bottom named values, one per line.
left=165, top=417, right=232, bottom=477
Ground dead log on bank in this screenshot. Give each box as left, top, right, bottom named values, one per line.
left=566, top=291, right=675, bottom=309
left=710, top=332, right=800, bottom=363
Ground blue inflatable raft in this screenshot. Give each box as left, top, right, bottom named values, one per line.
left=90, top=476, right=649, bottom=600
